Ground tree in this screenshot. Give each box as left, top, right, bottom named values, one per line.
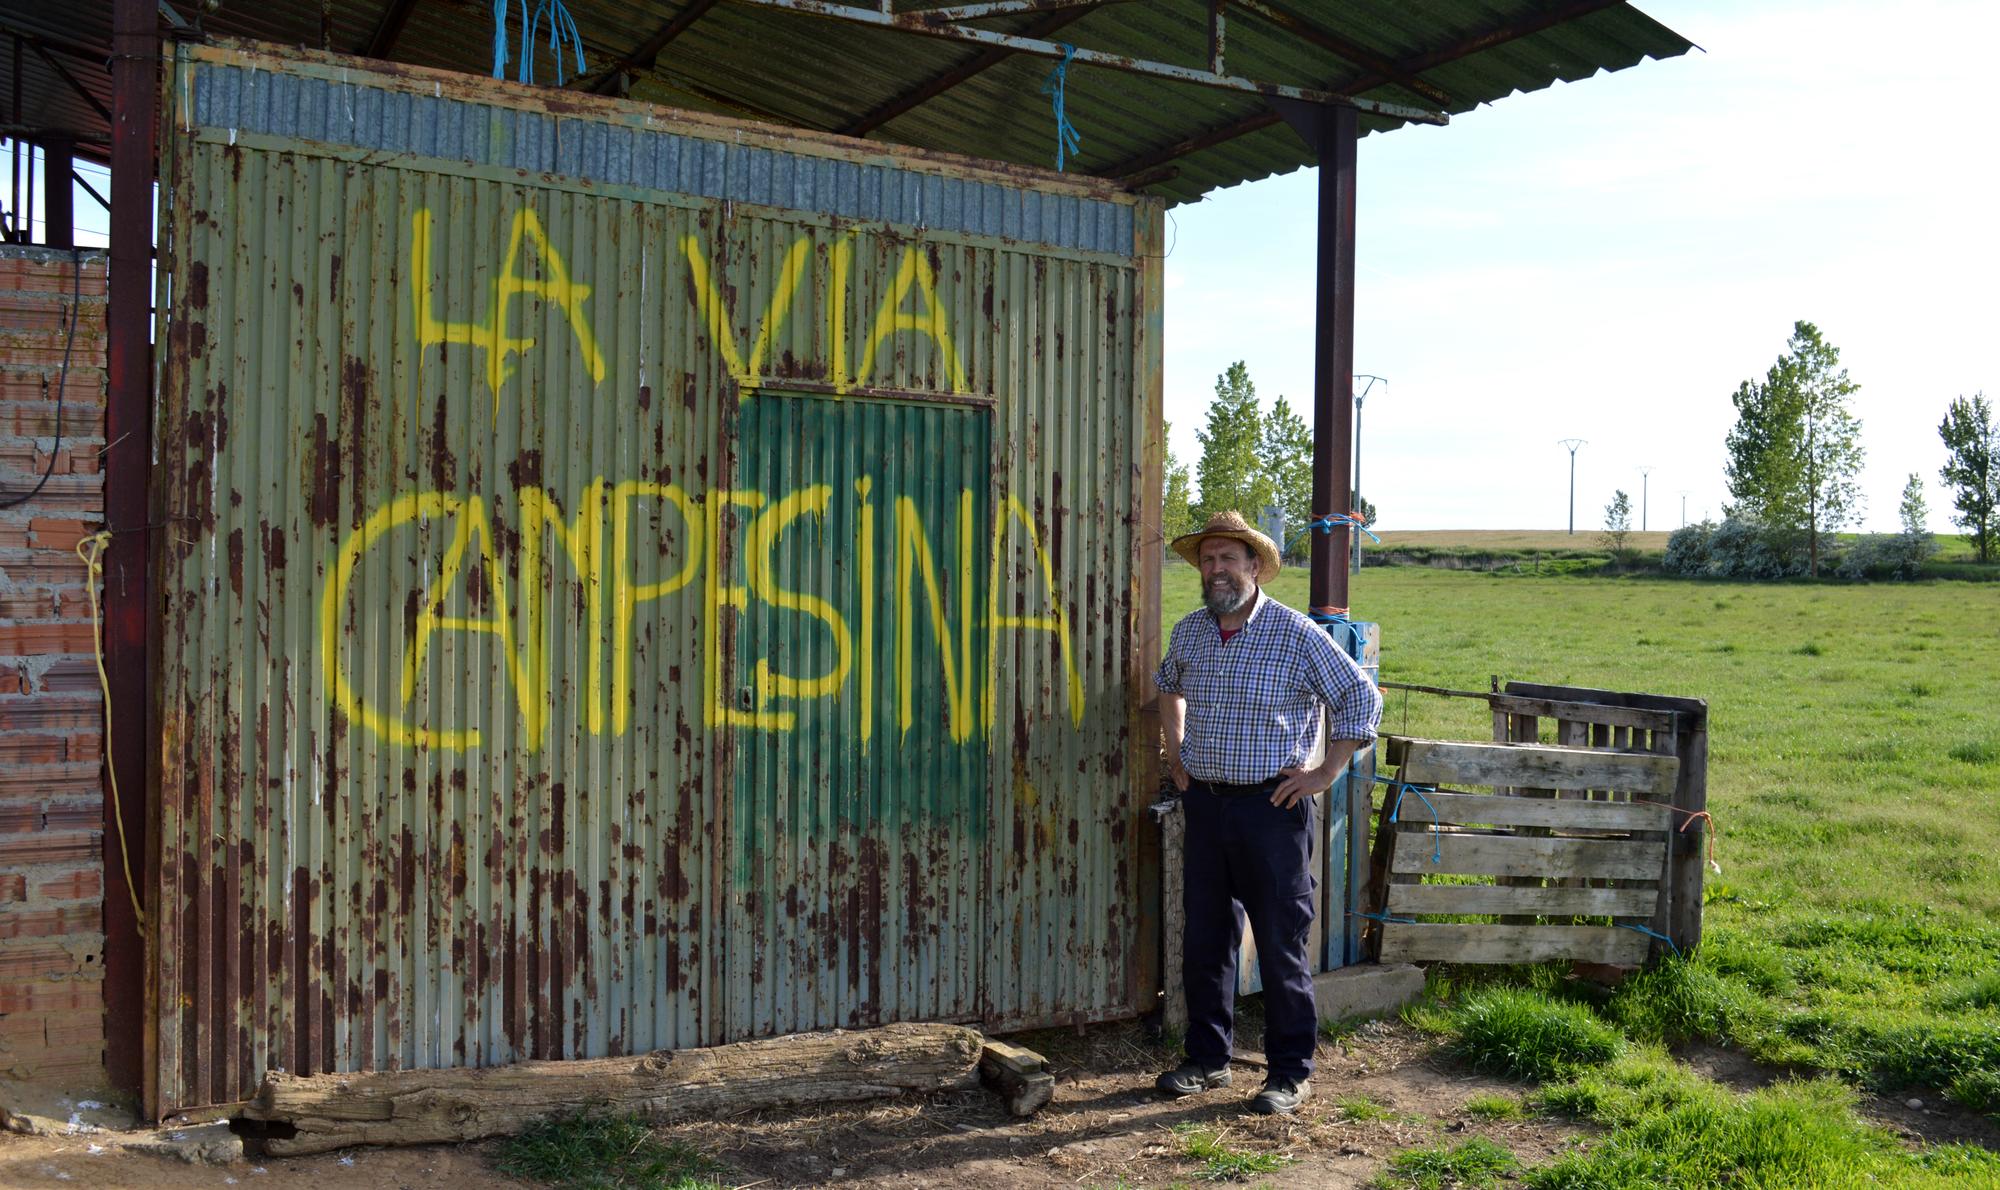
left=1193, top=361, right=1270, bottom=521
left=1723, top=321, right=1864, bottom=576
left=1898, top=472, right=1938, bottom=575
left=1938, top=392, right=1998, bottom=563
left=1161, top=420, right=1197, bottom=546
left=1600, top=489, right=1633, bottom=560
left=1260, top=394, right=1312, bottom=537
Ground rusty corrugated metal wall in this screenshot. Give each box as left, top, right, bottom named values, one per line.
left=150, top=40, right=1162, bottom=1114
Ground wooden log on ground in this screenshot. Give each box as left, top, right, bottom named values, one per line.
left=244, top=1022, right=984, bottom=1155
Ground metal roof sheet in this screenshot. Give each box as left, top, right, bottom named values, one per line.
left=0, top=1, right=1691, bottom=204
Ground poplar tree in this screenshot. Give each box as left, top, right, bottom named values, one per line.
left=1723, top=321, right=1864, bottom=576
left=1162, top=420, right=1196, bottom=545
left=1260, top=394, right=1313, bottom=537
left=1194, top=361, right=1270, bottom=521
left=1938, top=393, right=1997, bottom=563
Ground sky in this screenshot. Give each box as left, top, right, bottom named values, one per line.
left=1160, top=0, right=1999, bottom=533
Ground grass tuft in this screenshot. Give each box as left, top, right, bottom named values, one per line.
left=1936, top=969, right=2000, bottom=1012
left=1446, top=987, right=1623, bottom=1082
left=1334, top=1094, right=1397, bottom=1121
left=495, top=1110, right=725, bottom=1190
left=1795, top=641, right=1824, bottom=656
left=1462, top=1092, right=1527, bottom=1121
left=1376, top=1137, right=1518, bottom=1189
left=1947, top=740, right=2000, bottom=765
left=1604, top=956, right=1760, bottom=1046
left=1172, top=1122, right=1293, bottom=1182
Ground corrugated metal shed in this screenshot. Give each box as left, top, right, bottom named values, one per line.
left=152, top=39, right=1161, bottom=1114
left=5, top=2, right=1690, bottom=205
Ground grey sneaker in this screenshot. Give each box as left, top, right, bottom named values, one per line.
left=1155, top=1060, right=1233, bottom=1096
left=1248, top=1076, right=1310, bottom=1115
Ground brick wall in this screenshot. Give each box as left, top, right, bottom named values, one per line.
left=0, top=245, right=109, bottom=1087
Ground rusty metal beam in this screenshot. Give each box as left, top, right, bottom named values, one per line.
left=1229, top=0, right=1453, bottom=106
left=728, top=0, right=1448, bottom=123
left=360, top=0, right=423, bottom=58
left=1104, top=0, right=1624, bottom=182
left=42, top=134, right=70, bottom=247
left=919, top=0, right=1106, bottom=17
left=838, top=4, right=1096, bottom=136
left=585, top=0, right=725, bottom=95
left=107, top=0, right=156, bottom=1109
left=27, top=39, right=113, bottom=127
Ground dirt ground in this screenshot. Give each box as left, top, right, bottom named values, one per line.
left=1, top=1019, right=1993, bottom=1189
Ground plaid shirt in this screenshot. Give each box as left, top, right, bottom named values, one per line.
left=1155, top=590, right=1381, bottom=784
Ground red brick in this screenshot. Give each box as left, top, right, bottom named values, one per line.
left=65, top=733, right=101, bottom=763
left=0, top=874, right=23, bottom=902
left=0, top=258, right=109, bottom=295
left=28, top=518, right=97, bottom=550
left=0, top=938, right=101, bottom=981
left=0, top=904, right=101, bottom=940
left=0, top=622, right=94, bottom=655
left=0, top=981, right=100, bottom=1013
left=0, top=367, right=107, bottom=404
left=0, top=804, right=41, bottom=833
left=40, top=1012, right=104, bottom=1051
left=41, top=801, right=101, bottom=832
left=0, top=735, right=69, bottom=764
left=0, top=594, right=56, bottom=618
left=0, top=697, right=98, bottom=733
left=0, top=832, right=98, bottom=867
left=37, top=659, right=102, bottom=694
left=0, top=763, right=99, bottom=800
left=0, top=402, right=108, bottom=438
left=34, top=868, right=100, bottom=902
left=0, top=523, right=25, bottom=548
left=0, top=482, right=103, bottom=520
left=0, top=673, right=23, bottom=695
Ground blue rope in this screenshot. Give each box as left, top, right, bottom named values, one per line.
left=1377, top=777, right=1443, bottom=865
left=1311, top=512, right=1381, bottom=543
left=1038, top=44, right=1083, bottom=171
left=491, top=0, right=511, bottom=78
left=1350, top=908, right=1421, bottom=926
left=1616, top=921, right=1681, bottom=957
left=1307, top=609, right=1371, bottom=661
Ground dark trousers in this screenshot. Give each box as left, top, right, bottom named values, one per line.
left=1181, top=779, right=1319, bottom=1082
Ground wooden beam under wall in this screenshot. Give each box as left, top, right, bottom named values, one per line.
left=1104, top=0, right=1628, bottom=182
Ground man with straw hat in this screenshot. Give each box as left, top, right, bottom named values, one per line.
left=1152, top=510, right=1381, bottom=1115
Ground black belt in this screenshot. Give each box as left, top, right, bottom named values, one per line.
left=1190, top=777, right=1280, bottom=798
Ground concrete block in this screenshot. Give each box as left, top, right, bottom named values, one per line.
left=1313, top=962, right=1425, bottom=1023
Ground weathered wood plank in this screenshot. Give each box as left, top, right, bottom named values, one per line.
left=245, top=1023, right=984, bottom=1155
left=1386, top=882, right=1660, bottom=918
left=1402, top=739, right=1679, bottom=797
left=1379, top=923, right=1650, bottom=965
left=1390, top=833, right=1663, bottom=881
left=1396, top=790, right=1670, bottom=832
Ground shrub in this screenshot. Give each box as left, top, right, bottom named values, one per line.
left=1836, top=532, right=1935, bottom=580
left=1662, top=520, right=1714, bottom=576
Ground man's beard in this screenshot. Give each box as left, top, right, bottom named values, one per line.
left=1203, top=573, right=1253, bottom=616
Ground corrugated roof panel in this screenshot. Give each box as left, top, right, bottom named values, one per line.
left=5, top=2, right=1690, bottom=199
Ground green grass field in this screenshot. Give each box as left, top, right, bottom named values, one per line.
left=1161, top=563, right=2000, bottom=1179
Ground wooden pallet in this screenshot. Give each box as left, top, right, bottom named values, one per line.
left=1373, top=739, right=1679, bottom=967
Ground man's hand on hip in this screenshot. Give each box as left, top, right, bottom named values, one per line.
left=1271, top=762, right=1338, bottom=809
left=1167, top=756, right=1190, bottom=792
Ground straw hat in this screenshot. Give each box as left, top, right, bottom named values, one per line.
left=1170, top=510, right=1281, bottom=583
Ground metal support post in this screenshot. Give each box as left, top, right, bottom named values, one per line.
left=107, top=0, right=157, bottom=1109
left=42, top=135, right=71, bottom=248
left=1309, top=104, right=1357, bottom=614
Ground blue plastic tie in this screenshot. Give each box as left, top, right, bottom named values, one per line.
left=1307, top=609, right=1371, bottom=661
left=1378, top=777, right=1443, bottom=865
left=1311, top=512, right=1381, bottom=544
left=1616, top=921, right=1681, bottom=957
left=1038, top=44, right=1083, bottom=171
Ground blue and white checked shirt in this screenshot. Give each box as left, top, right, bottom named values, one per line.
left=1155, top=591, right=1382, bottom=784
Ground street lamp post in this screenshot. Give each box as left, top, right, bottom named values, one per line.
left=1680, top=490, right=1689, bottom=527
left=1558, top=439, right=1586, bottom=534
left=1351, top=374, right=1386, bottom=575
left=1638, top=466, right=1653, bottom=533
